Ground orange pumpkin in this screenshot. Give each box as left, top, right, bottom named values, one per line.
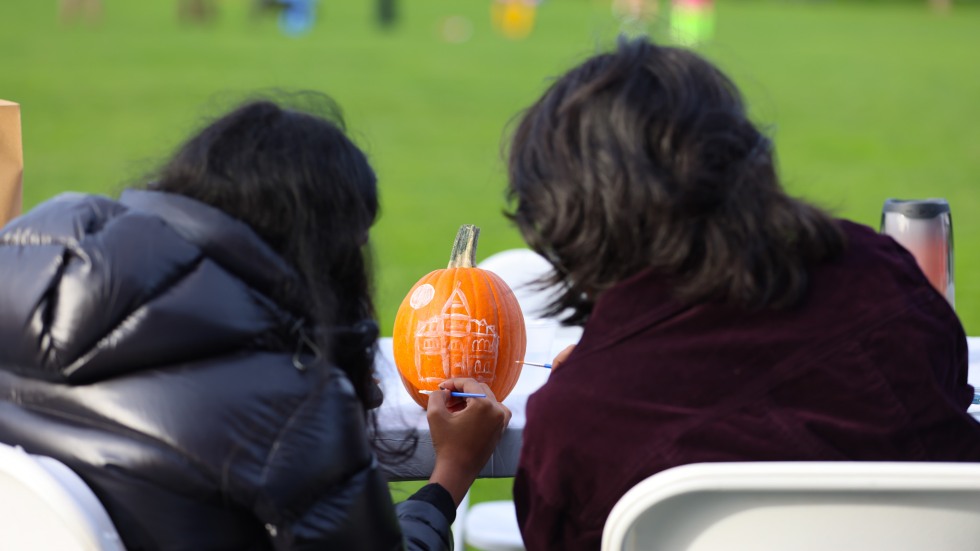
left=393, top=225, right=527, bottom=408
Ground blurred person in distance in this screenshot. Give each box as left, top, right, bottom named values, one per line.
left=250, top=0, right=318, bottom=35
left=178, top=0, right=218, bottom=24
left=506, top=37, right=980, bottom=551
left=492, top=0, right=540, bottom=40
left=930, top=0, right=952, bottom=14
left=0, top=92, right=509, bottom=550
left=58, top=0, right=103, bottom=25
left=612, top=0, right=659, bottom=36
left=670, top=0, right=715, bottom=46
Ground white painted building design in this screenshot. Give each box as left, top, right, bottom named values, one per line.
left=415, top=283, right=499, bottom=384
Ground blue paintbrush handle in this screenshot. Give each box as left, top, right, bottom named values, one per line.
left=448, top=391, right=487, bottom=398
left=418, top=390, right=487, bottom=398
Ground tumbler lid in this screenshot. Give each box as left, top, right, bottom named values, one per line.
left=882, top=198, right=950, bottom=219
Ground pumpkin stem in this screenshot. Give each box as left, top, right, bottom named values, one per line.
left=448, top=224, right=480, bottom=268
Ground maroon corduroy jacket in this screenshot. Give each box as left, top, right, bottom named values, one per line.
left=513, top=220, right=980, bottom=551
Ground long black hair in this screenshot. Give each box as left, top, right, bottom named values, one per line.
left=507, top=38, right=845, bottom=325
left=145, top=92, right=382, bottom=413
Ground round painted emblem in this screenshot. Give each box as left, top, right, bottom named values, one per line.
left=410, top=284, right=436, bottom=309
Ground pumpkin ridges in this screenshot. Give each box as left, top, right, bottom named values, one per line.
left=392, top=270, right=443, bottom=407
left=477, top=268, right=526, bottom=398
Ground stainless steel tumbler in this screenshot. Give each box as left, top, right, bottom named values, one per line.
left=880, top=198, right=954, bottom=307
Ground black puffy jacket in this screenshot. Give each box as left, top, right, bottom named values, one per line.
left=0, top=190, right=451, bottom=550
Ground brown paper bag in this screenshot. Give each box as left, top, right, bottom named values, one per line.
left=0, top=100, right=23, bottom=227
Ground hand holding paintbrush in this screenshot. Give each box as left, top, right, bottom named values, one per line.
left=425, top=378, right=512, bottom=506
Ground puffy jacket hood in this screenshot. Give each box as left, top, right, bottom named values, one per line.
left=0, top=190, right=307, bottom=384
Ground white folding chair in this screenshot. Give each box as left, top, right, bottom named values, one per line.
left=602, top=461, right=980, bottom=551
left=464, top=500, right=525, bottom=551
left=478, top=248, right=557, bottom=319
left=479, top=247, right=582, bottom=360
left=0, top=442, right=125, bottom=550
left=452, top=489, right=469, bottom=551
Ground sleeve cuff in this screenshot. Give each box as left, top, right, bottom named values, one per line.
left=407, top=483, right=457, bottom=524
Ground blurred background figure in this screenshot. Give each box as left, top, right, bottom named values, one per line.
left=58, top=0, right=103, bottom=25
left=279, top=0, right=318, bottom=36
left=612, top=0, right=659, bottom=36
left=929, top=0, right=952, bottom=13
left=492, top=0, right=540, bottom=40
left=178, top=0, right=218, bottom=24
left=377, top=0, right=398, bottom=28
left=252, top=0, right=285, bottom=21
left=251, top=0, right=319, bottom=36
left=670, top=0, right=715, bottom=46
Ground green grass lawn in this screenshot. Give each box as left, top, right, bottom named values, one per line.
left=3, top=1, right=979, bottom=544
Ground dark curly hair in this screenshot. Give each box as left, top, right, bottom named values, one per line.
left=507, top=38, right=845, bottom=325
left=145, top=92, right=381, bottom=411
left=144, top=92, right=419, bottom=464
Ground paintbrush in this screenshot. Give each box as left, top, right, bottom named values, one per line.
left=418, top=390, right=487, bottom=398
left=516, top=360, right=552, bottom=369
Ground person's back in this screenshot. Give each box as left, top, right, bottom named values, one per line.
left=0, top=95, right=510, bottom=550
left=503, top=39, right=980, bottom=550
left=0, top=189, right=410, bottom=549
left=514, top=220, right=980, bottom=549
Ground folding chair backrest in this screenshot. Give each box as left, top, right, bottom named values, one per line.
left=0, top=442, right=125, bottom=550
left=602, top=461, right=980, bottom=551
left=478, top=248, right=556, bottom=319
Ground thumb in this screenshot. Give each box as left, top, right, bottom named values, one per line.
left=425, top=388, right=449, bottom=417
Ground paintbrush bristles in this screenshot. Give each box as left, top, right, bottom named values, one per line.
left=516, top=360, right=552, bottom=368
